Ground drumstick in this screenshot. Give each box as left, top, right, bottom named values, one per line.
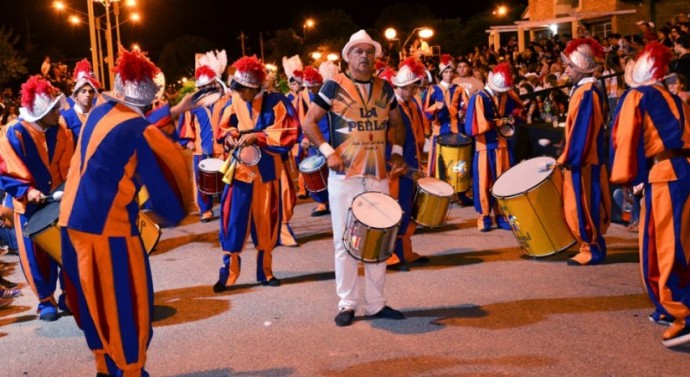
left=39, top=191, right=64, bottom=202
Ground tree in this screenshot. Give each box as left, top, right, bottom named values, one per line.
left=0, top=27, right=28, bottom=86
left=156, top=35, right=215, bottom=86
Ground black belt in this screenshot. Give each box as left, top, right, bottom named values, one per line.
left=653, top=149, right=690, bottom=164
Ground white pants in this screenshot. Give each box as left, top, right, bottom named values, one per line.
left=329, top=175, right=389, bottom=315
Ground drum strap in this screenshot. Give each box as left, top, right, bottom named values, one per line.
left=652, top=149, right=690, bottom=165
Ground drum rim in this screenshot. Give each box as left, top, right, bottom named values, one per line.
left=299, top=156, right=328, bottom=174
left=237, top=145, right=262, bottom=166
left=349, top=191, right=403, bottom=229
left=492, top=157, right=556, bottom=198
left=437, top=133, right=472, bottom=146
left=198, top=158, right=224, bottom=172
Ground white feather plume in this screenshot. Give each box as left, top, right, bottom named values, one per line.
left=199, top=49, right=228, bottom=79
left=282, top=55, right=303, bottom=80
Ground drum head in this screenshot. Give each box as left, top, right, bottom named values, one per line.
left=492, top=156, right=556, bottom=197
left=299, top=155, right=326, bottom=173
left=437, top=133, right=472, bottom=147
left=25, top=200, right=61, bottom=236
left=351, top=192, right=402, bottom=229
left=199, top=158, right=224, bottom=172
left=238, top=145, right=261, bottom=166
left=417, top=177, right=454, bottom=196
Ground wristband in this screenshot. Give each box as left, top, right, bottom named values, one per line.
left=319, top=143, right=336, bottom=158
left=391, top=145, right=403, bottom=156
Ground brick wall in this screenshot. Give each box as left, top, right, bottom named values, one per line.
left=529, top=0, right=556, bottom=20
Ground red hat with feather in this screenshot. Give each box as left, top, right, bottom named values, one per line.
left=560, top=37, right=603, bottom=73
left=109, top=48, right=160, bottom=107
left=302, top=66, right=323, bottom=87
left=486, top=62, right=514, bottom=93
left=231, top=56, right=266, bottom=89
left=392, top=57, right=425, bottom=87
left=71, top=59, right=101, bottom=97
left=438, top=54, right=455, bottom=74
left=624, top=41, right=672, bottom=88
left=19, top=75, right=65, bottom=122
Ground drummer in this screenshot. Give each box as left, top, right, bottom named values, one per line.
left=296, top=66, right=331, bottom=217
left=423, top=54, right=473, bottom=205
left=178, top=50, right=229, bottom=223
left=0, top=75, right=74, bottom=321
left=213, top=56, right=299, bottom=292
left=464, top=63, right=522, bottom=232
left=302, top=30, right=407, bottom=327
left=383, top=58, right=430, bottom=270
left=558, top=38, right=610, bottom=266
left=59, top=58, right=101, bottom=145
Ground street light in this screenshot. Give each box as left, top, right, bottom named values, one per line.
left=401, top=27, right=434, bottom=58
left=493, top=5, right=508, bottom=16
left=303, top=18, right=314, bottom=40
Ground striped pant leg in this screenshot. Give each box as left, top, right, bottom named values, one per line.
left=64, top=228, right=153, bottom=376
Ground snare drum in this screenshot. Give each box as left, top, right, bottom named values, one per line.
left=198, top=158, right=225, bottom=195
left=299, top=155, right=328, bottom=192
left=136, top=211, right=161, bottom=254
left=236, top=145, right=261, bottom=166
left=343, top=192, right=402, bottom=263
left=491, top=156, right=576, bottom=257
left=436, top=133, right=473, bottom=192
left=24, top=198, right=62, bottom=264
left=412, top=177, right=454, bottom=227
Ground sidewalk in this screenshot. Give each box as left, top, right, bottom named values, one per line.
left=1, top=199, right=689, bottom=376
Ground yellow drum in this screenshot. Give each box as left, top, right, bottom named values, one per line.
left=491, top=156, right=576, bottom=257
left=24, top=198, right=62, bottom=264
left=412, top=177, right=454, bottom=227
left=435, top=133, right=473, bottom=192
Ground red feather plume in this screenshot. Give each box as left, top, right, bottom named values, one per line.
left=195, top=65, right=217, bottom=80
left=399, top=57, right=425, bottom=79
left=374, top=59, right=388, bottom=71
left=113, top=49, right=159, bottom=83
left=639, top=41, right=672, bottom=81
left=21, top=75, right=59, bottom=112
left=564, top=37, right=603, bottom=59
left=440, top=54, right=453, bottom=66
left=303, top=66, right=323, bottom=84
left=72, top=59, right=93, bottom=80
left=233, top=56, right=266, bottom=84
left=492, top=62, right=513, bottom=87
left=293, top=70, right=304, bottom=80
left=378, top=67, right=396, bottom=85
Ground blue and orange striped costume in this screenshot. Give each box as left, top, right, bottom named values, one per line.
left=0, top=119, right=73, bottom=314
left=610, top=83, right=690, bottom=333
left=424, top=82, right=466, bottom=177
left=216, top=90, right=298, bottom=287
left=386, top=96, right=428, bottom=266
left=58, top=100, right=193, bottom=376
left=464, top=88, right=521, bottom=231
left=177, top=94, right=229, bottom=217
left=558, top=78, right=611, bottom=265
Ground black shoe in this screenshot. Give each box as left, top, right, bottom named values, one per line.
left=212, top=281, right=226, bottom=293
left=335, top=309, right=355, bottom=327
left=0, top=276, right=18, bottom=289
left=261, top=277, right=281, bottom=287
left=311, top=208, right=331, bottom=217
left=297, top=193, right=309, bottom=199
left=387, top=263, right=410, bottom=272
left=409, top=257, right=430, bottom=266
left=369, top=305, right=405, bottom=320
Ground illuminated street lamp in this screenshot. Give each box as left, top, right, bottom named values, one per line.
left=68, top=15, right=81, bottom=25
left=303, top=18, right=315, bottom=40
left=493, top=5, right=508, bottom=16
left=311, top=51, right=322, bottom=60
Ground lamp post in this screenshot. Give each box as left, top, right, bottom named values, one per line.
left=303, top=18, right=314, bottom=40
left=401, top=27, right=434, bottom=58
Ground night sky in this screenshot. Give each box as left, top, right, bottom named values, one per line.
left=1, top=0, right=524, bottom=68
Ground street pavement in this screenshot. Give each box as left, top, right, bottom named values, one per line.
left=1, top=197, right=689, bottom=376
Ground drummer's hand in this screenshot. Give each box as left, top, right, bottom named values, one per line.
left=185, top=142, right=195, bottom=151
left=326, top=153, right=345, bottom=173
left=224, top=134, right=239, bottom=149
left=27, top=189, right=45, bottom=204
left=239, top=132, right=260, bottom=146
left=389, top=154, right=407, bottom=178
left=494, top=118, right=504, bottom=127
